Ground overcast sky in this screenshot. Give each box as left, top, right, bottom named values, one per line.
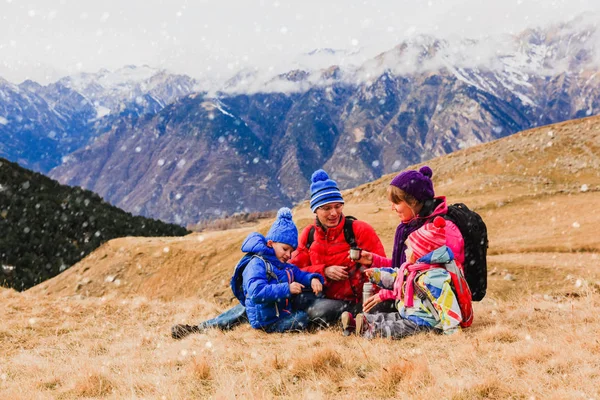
left=1, top=0, right=599, bottom=85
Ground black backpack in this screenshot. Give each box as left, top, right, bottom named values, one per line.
left=305, top=216, right=357, bottom=249
left=440, top=203, right=489, bottom=301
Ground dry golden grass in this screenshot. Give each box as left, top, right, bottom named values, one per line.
left=2, top=288, right=600, bottom=398
left=2, top=115, right=600, bottom=398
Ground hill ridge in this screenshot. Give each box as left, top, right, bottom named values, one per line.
left=29, top=114, right=600, bottom=300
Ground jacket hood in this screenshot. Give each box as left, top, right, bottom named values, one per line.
left=241, top=232, right=276, bottom=259
left=416, top=245, right=454, bottom=265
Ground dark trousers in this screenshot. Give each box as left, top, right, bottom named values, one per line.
left=197, top=292, right=396, bottom=331
left=198, top=303, right=247, bottom=330
left=292, top=290, right=397, bottom=328
left=262, top=310, right=310, bottom=333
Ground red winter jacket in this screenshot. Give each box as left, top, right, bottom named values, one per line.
left=290, top=215, right=386, bottom=302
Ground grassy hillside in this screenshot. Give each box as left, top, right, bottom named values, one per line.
left=0, top=158, right=189, bottom=290
left=1, top=115, right=599, bottom=399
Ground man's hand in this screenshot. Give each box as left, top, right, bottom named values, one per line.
left=363, top=293, right=382, bottom=313
left=311, top=278, right=323, bottom=295
left=324, top=265, right=349, bottom=281
left=289, top=282, right=304, bottom=295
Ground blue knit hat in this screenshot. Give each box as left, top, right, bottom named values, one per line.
left=390, top=166, right=435, bottom=202
left=310, top=169, right=344, bottom=212
left=266, top=207, right=298, bottom=249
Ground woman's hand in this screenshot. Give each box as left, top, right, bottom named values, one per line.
left=289, top=282, right=304, bottom=295
left=311, top=278, right=323, bottom=295
left=324, top=265, right=349, bottom=281
left=363, top=293, right=382, bottom=313
left=353, top=250, right=373, bottom=266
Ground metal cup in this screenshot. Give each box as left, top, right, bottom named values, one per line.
left=349, top=247, right=362, bottom=261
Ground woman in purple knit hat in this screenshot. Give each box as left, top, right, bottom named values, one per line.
left=340, top=165, right=467, bottom=336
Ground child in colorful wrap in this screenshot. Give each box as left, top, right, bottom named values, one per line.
left=342, top=216, right=468, bottom=339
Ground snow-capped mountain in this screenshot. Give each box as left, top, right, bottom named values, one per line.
left=0, top=77, right=97, bottom=172
left=5, top=18, right=600, bottom=225
left=56, top=65, right=199, bottom=116
left=0, top=67, right=199, bottom=172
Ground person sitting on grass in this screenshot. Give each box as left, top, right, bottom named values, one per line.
left=342, top=216, right=467, bottom=339
left=172, top=207, right=323, bottom=338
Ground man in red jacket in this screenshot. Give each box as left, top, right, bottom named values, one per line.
left=290, top=169, right=389, bottom=326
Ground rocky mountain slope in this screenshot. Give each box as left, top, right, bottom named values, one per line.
left=47, top=20, right=600, bottom=225
left=32, top=113, right=600, bottom=300
left=0, top=67, right=197, bottom=172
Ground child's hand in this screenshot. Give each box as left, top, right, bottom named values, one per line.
left=289, top=282, right=304, bottom=295
left=363, top=293, right=382, bottom=313
left=364, top=268, right=375, bottom=278
left=311, top=278, right=323, bottom=295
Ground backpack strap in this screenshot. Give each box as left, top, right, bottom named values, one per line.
left=254, top=255, right=277, bottom=282
left=306, top=226, right=316, bottom=249
left=343, top=216, right=357, bottom=248
left=305, top=216, right=357, bottom=251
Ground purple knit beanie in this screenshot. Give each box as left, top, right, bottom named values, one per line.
left=390, top=166, right=435, bottom=202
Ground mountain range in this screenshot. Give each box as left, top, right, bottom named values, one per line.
left=1, top=18, right=600, bottom=225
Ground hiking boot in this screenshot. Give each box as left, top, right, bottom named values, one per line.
left=341, top=311, right=355, bottom=337
left=171, top=324, right=200, bottom=339
left=355, top=313, right=371, bottom=336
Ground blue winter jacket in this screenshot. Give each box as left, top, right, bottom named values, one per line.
left=241, top=232, right=323, bottom=329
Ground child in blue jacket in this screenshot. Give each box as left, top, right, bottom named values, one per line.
left=171, top=207, right=323, bottom=338
left=242, top=207, right=323, bottom=332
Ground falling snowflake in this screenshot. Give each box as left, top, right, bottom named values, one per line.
left=572, top=222, right=580, bottom=228
left=157, top=159, right=165, bottom=166
left=580, top=184, right=589, bottom=192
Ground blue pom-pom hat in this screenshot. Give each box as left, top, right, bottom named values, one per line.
left=309, top=169, right=345, bottom=212
left=266, top=207, right=298, bottom=249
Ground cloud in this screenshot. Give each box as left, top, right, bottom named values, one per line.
left=0, top=0, right=599, bottom=86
